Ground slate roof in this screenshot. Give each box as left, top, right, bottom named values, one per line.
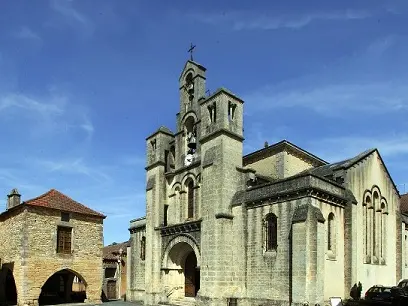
left=401, top=193, right=408, bottom=214
left=312, top=149, right=376, bottom=174
left=24, top=189, right=105, bottom=218
left=103, top=241, right=130, bottom=261
left=299, top=149, right=375, bottom=180
left=304, top=148, right=400, bottom=198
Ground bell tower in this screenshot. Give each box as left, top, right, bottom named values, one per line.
left=178, top=63, right=206, bottom=118
left=174, top=45, right=207, bottom=169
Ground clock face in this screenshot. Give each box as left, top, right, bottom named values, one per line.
left=184, top=154, right=193, bottom=166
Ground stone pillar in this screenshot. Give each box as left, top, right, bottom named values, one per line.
left=396, top=213, right=403, bottom=282
left=291, top=203, right=325, bottom=305
left=126, top=246, right=131, bottom=300
left=18, top=287, right=40, bottom=306
left=84, top=277, right=102, bottom=304
left=145, top=170, right=166, bottom=306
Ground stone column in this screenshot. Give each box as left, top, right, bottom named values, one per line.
left=291, top=203, right=325, bottom=305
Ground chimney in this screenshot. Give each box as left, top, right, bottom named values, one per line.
left=264, top=141, right=269, bottom=148
left=7, top=188, right=21, bottom=210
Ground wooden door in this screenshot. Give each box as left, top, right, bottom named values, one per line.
left=107, top=280, right=117, bottom=300
left=184, top=252, right=197, bottom=297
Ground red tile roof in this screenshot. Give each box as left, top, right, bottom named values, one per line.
left=103, top=241, right=129, bottom=261
left=401, top=193, right=408, bottom=214
left=24, top=189, right=105, bottom=218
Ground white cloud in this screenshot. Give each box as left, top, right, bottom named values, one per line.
left=14, top=26, right=41, bottom=41
left=366, top=35, right=397, bottom=57
left=244, top=81, right=408, bottom=116
left=66, top=113, right=94, bottom=139
left=37, top=158, right=112, bottom=183
left=0, top=93, right=65, bottom=115
left=308, top=134, right=408, bottom=163
left=188, top=9, right=370, bottom=31
left=0, top=91, right=95, bottom=140
left=83, top=192, right=146, bottom=219
left=242, top=33, right=407, bottom=117
left=0, top=168, right=47, bottom=205
left=49, top=0, right=94, bottom=35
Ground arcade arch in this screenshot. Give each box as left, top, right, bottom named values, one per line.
left=39, top=269, right=86, bottom=305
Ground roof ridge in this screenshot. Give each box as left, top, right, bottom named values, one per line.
left=25, top=189, right=53, bottom=204
left=53, top=189, right=104, bottom=216
left=25, top=188, right=105, bottom=218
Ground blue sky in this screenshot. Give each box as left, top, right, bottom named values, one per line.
left=0, top=0, right=407, bottom=245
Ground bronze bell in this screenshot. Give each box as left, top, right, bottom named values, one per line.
left=187, top=83, right=194, bottom=95
left=187, top=136, right=197, bottom=149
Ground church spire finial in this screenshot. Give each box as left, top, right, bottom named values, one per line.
left=188, top=43, right=196, bottom=61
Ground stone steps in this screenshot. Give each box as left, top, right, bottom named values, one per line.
left=161, top=297, right=197, bottom=306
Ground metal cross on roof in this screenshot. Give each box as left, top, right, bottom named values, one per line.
left=188, top=43, right=196, bottom=61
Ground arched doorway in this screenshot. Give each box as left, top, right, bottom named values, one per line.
left=5, top=269, right=17, bottom=305
left=184, top=251, right=199, bottom=297
left=39, top=269, right=87, bottom=305
left=162, top=238, right=200, bottom=300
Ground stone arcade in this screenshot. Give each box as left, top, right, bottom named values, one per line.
left=127, top=58, right=408, bottom=306
left=0, top=189, right=105, bottom=306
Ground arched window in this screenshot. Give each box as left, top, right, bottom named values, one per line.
left=363, top=194, right=371, bottom=262
left=363, top=187, right=387, bottom=265
left=373, top=191, right=379, bottom=258
left=187, top=181, right=194, bottom=219
left=140, top=236, right=146, bottom=261
left=327, top=213, right=336, bottom=251
left=175, top=187, right=181, bottom=223
left=380, top=200, right=387, bottom=262
left=264, top=213, right=278, bottom=251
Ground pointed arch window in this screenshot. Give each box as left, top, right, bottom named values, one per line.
left=264, top=213, right=278, bottom=251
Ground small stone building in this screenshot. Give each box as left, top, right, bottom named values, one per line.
left=102, top=241, right=129, bottom=301
left=0, top=188, right=105, bottom=306
left=127, top=58, right=408, bottom=306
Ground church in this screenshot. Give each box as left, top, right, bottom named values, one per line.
left=127, top=56, right=408, bottom=306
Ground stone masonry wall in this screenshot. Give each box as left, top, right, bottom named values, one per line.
left=128, top=228, right=146, bottom=302
left=402, top=225, right=408, bottom=279
left=244, top=153, right=284, bottom=180
left=245, top=198, right=314, bottom=304
left=316, top=199, right=346, bottom=300
left=0, top=207, right=25, bottom=306
left=0, top=206, right=104, bottom=306
left=284, top=151, right=315, bottom=178
left=345, top=152, right=399, bottom=293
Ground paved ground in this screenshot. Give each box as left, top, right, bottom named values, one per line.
left=54, top=301, right=143, bottom=306
left=103, top=301, right=143, bottom=306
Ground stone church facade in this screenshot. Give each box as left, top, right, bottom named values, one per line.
left=127, top=59, right=408, bottom=306
left=0, top=188, right=105, bottom=306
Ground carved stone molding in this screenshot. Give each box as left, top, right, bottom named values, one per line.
left=157, top=219, right=202, bottom=236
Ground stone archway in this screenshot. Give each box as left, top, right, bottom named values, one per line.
left=162, top=236, right=200, bottom=301
left=0, top=268, right=18, bottom=306
left=39, top=269, right=87, bottom=305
